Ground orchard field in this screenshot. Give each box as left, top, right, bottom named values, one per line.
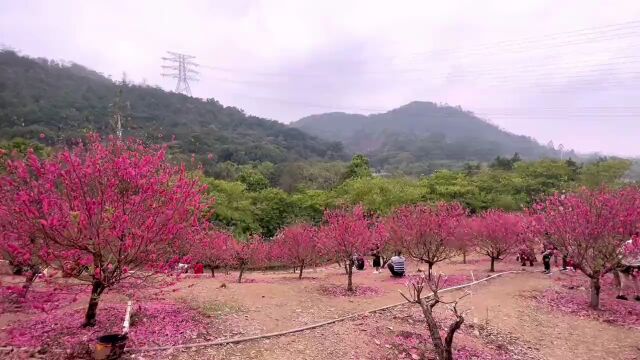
left=1, top=257, right=639, bottom=360
left=1, top=136, right=639, bottom=360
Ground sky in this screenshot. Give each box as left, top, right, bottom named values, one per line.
left=1, top=0, right=640, bottom=156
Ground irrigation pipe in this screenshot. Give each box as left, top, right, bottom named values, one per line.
left=128, top=270, right=522, bottom=353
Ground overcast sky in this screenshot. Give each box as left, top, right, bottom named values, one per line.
left=2, top=1, right=640, bottom=156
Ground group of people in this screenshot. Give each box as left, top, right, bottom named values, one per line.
left=517, top=243, right=577, bottom=275
left=517, top=239, right=640, bottom=302
left=353, top=249, right=406, bottom=277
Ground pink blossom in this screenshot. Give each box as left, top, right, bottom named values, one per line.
left=387, top=202, right=466, bottom=278
left=0, top=134, right=211, bottom=326
left=271, top=224, right=319, bottom=279
left=318, top=206, right=386, bottom=291
left=467, top=210, right=531, bottom=272
left=531, top=187, right=640, bottom=309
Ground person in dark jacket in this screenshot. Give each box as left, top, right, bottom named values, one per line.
left=372, top=249, right=382, bottom=274
left=542, top=246, right=554, bottom=274
left=355, top=255, right=365, bottom=271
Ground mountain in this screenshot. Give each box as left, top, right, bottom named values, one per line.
left=0, top=50, right=346, bottom=169
left=292, top=101, right=568, bottom=171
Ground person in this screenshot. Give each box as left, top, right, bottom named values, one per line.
left=613, top=265, right=639, bottom=301
left=372, top=249, right=382, bottom=274
left=518, top=247, right=535, bottom=267
left=614, top=238, right=640, bottom=301
left=541, top=246, right=554, bottom=275
left=176, top=262, right=190, bottom=274
left=561, top=254, right=569, bottom=271
left=355, top=254, right=365, bottom=271
left=193, top=263, right=204, bottom=274
left=387, top=251, right=405, bottom=277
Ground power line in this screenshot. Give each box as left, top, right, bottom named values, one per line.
left=406, top=20, right=640, bottom=60
left=200, top=53, right=640, bottom=80
left=171, top=19, right=640, bottom=119
left=197, top=52, right=640, bottom=92
left=201, top=68, right=640, bottom=94
left=197, top=20, right=640, bottom=79
left=161, top=51, right=199, bottom=96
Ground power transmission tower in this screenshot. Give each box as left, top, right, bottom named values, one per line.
left=161, top=51, right=199, bottom=96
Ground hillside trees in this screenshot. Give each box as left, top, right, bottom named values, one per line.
left=579, top=159, right=632, bottom=188
left=0, top=50, right=346, bottom=169
left=343, top=154, right=372, bottom=180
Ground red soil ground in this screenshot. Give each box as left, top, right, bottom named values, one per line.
left=1, top=255, right=639, bottom=359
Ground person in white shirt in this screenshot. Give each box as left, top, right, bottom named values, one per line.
left=613, top=238, right=640, bottom=301
left=387, top=251, right=405, bottom=277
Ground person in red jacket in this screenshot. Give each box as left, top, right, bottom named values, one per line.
left=193, top=263, right=204, bottom=274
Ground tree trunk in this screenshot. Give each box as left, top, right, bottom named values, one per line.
left=83, top=280, right=105, bottom=327
left=419, top=301, right=447, bottom=360
left=298, top=261, right=304, bottom=279
left=344, top=261, right=349, bottom=275
left=347, top=260, right=354, bottom=292
left=590, top=276, right=601, bottom=309
left=238, top=266, right=245, bottom=283
left=490, top=257, right=495, bottom=272
left=210, top=267, right=215, bottom=277
left=427, top=262, right=434, bottom=280
left=462, top=251, right=467, bottom=264
left=442, top=316, right=464, bottom=360
left=21, top=268, right=39, bottom=298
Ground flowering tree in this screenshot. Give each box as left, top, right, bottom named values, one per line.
left=469, top=210, right=526, bottom=272
left=229, top=236, right=266, bottom=283
left=453, top=218, right=474, bottom=265
left=532, top=187, right=640, bottom=309
left=0, top=199, right=43, bottom=294
left=192, top=229, right=234, bottom=277
left=387, top=203, right=466, bottom=279
left=273, top=224, right=319, bottom=279
left=319, top=206, right=385, bottom=292
left=0, top=135, right=209, bottom=326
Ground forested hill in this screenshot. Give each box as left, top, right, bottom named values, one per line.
left=292, top=101, right=569, bottom=171
left=0, top=50, right=346, bottom=166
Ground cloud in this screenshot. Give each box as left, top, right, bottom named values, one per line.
left=1, top=0, right=640, bottom=156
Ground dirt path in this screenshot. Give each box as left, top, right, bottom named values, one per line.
left=161, top=268, right=639, bottom=360
left=462, top=272, right=640, bottom=360
left=4, top=256, right=638, bottom=359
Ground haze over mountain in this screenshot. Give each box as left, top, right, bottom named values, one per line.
left=0, top=50, right=346, bottom=169
left=3, top=1, right=639, bottom=157
left=292, top=102, right=571, bottom=171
